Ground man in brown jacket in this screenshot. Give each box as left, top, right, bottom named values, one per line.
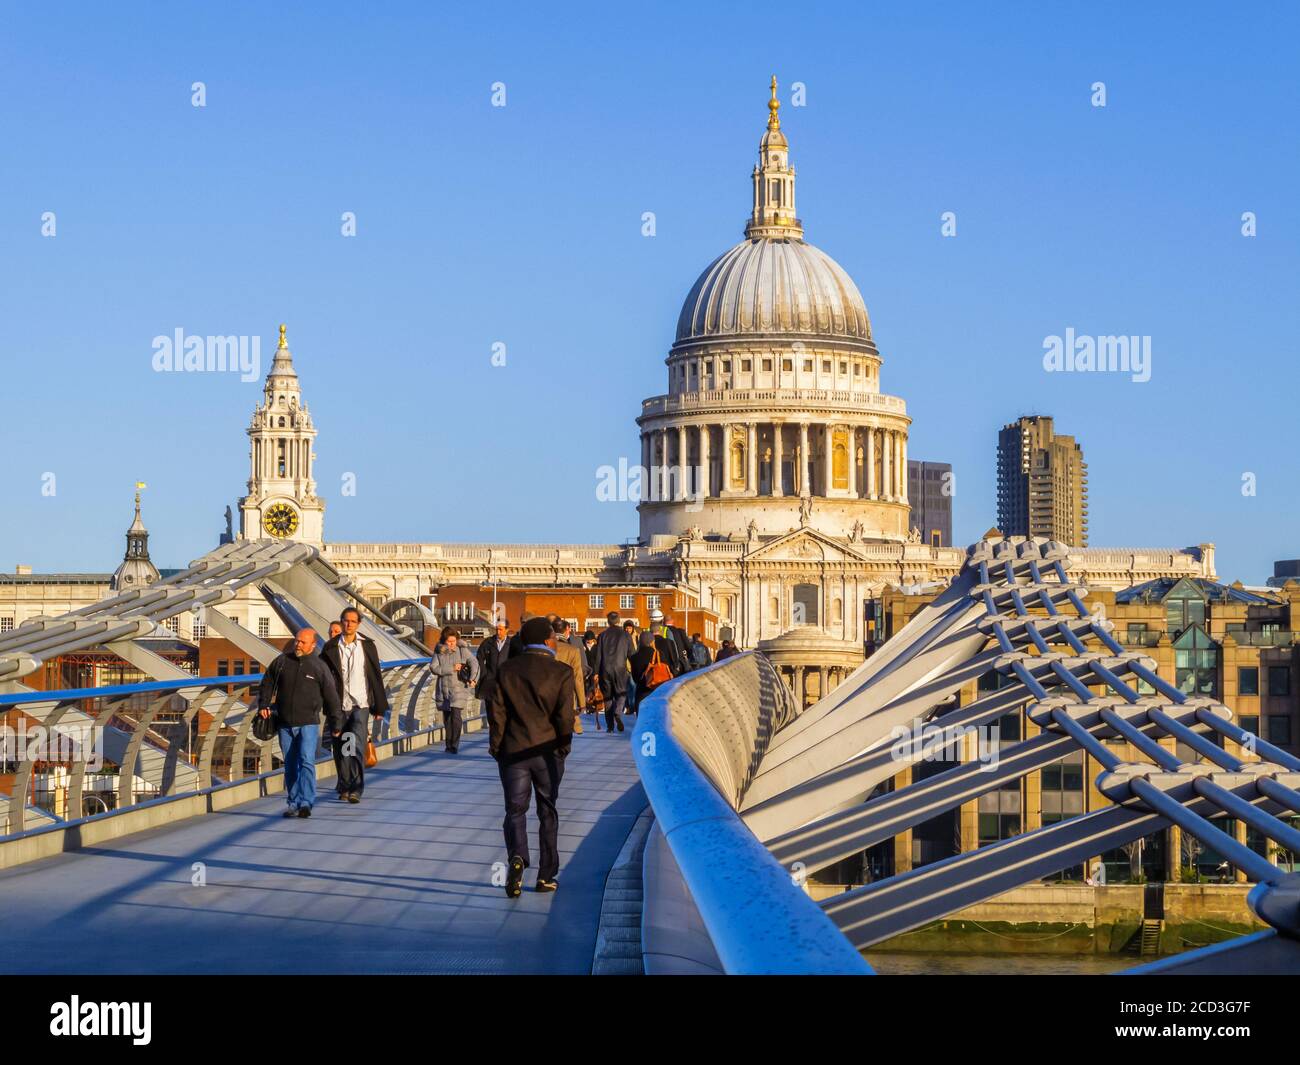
left=487, top=616, right=576, bottom=897
left=551, top=618, right=585, bottom=735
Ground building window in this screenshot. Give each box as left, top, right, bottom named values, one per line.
left=782, top=359, right=793, bottom=372
left=1239, top=667, right=1259, bottom=696
left=589, top=594, right=604, bottom=610
left=930, top=530, right=942, bottom=548
left=822, top=360, right=831, bottom=373
left=1127, top=623, right=1147, bottom=645
left=1269, top=715, right=1293, bottom=746
left=722, top=360, right=731, bottom=373
left=1165, top=584, right=1206, bottom=636
left=216, top=660, right=229, bottom=677
left=166, top=616, right=180, bottom=635
left=792, top=584, right=818, bottom=625
left=741, top=359, right=751, bottom=372
left=233, top=659, right=246, bottom=676
left=840, top=361, right=848, bottom=374
left=647, top=595, right=661, bottom=610
left=1173, top=626, right=1217, bottom=696
left=854, top=362, right=861, bottom=376
left=0, top=617, right=12, bottom=632
left=257, top=617, right=270, bottom=638
left=762, top=358, right=772, bottom=372
left=1040, top=750, right=1086, bottom=827
left=1269, top=666, right=1291, bottom=697
left=803, top=359, right=813, bottom=372
left=193, top=620, right=207, bottom=639
left=619, top=594, right=635, bottom=610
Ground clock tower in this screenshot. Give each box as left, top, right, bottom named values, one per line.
left=239, top=324, right=325, bottom=543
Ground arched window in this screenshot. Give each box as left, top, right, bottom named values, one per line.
left=833, top=597, right=843, bottom=624
left=730, top=439, right=746, bottom=487
left=769, top=596, right=779, bottom=622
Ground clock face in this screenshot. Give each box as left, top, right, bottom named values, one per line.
left=263, top=503, right=299, bottom=538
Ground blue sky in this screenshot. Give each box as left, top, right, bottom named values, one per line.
left=0, top=2, right=1295, bottom=581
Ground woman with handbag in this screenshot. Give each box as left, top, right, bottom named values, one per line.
left=432, top=627, right=479, bottom=754
left=628, top=631, right=674, bottom=709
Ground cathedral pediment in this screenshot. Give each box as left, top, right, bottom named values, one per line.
left=742, top=527, right=863, bottom=564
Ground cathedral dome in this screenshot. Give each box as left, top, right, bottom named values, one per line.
left=675, top=236, right=872, bottom=345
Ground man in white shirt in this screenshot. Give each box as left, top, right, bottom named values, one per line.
left=322, top=607, right=391, bottom=803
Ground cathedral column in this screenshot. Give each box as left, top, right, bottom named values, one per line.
left=798, top=422, right=810, bottom=496
left=866, top=427, right=876, bottom=499
left=794, top=666, right=806, bottom=710
left=882, top=430, right=893, bottom=502
left=641, top=431, right=651, bottom=487
left=772, top=422, right=783, bottom=497
left=699, top=423, right=710, bottom=498
left=823, top=425, right=834, bottom=497
left=848, top=427, right=857, bottom=497
left=746, top=422, right=758, bottom=496
left=899, top=433, right=908, bottom=504
left=658, top=428, right=669, bottom=502
left=677, top=424, right=688, bottom=502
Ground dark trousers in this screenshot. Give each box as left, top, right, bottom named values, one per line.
left=604, top=692, right=626, bottom=731
left=498, top=752, right=566, bottom=881
left=442, top=708, right=462, bottom=752
left=333, top=706, right=368, bottom=796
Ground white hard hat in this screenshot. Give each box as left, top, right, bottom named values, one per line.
left=649, top=608, right=664, bottom=622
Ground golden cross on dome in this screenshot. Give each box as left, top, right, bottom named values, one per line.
left=278, top=323, right=287, bottom=349
left=767, top=75, right=780, bottom=130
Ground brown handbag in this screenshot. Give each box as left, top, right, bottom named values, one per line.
left=365, top=739, right=378, bottom=768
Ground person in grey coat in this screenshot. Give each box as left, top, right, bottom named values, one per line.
left=432, top=626, right=479, bottom=753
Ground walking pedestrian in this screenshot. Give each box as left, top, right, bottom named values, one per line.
left=320, top=607, right=390, bottom=803
left=647, top=609, right=687, bottom=676
left=487, top=616, right=576, bottom=897
left=432, top=626, right=479, bottom=753
left=258, top=627, right=340, bottom=819
left=716, top=638, right=741, bottom=661
left=476, top=617, right=512, bottom=706
left=629, top=630, right=674, bottom=705
left=688, top=632, right=712, bottom=670
left=551, top=618, right=586, bottom=735
left=593, top=610, right=633, bottom=732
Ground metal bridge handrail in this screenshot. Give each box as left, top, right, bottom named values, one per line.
left=633, top=651, right=871, bottom=975
left=0, top=658, right=433, bottom=707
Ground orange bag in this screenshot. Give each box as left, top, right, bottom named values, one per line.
left=642, top=648, right=674, bottom=689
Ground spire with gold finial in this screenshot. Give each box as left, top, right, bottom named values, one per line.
left=278, top=323, right=288, bottom=349
left=746, top=75, right=801, bottom=239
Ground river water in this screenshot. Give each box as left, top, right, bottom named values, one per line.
left=864, top=951, right=1136, bottom=975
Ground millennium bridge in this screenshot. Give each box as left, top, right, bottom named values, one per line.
left=1, top=537, right=1297, bottom=975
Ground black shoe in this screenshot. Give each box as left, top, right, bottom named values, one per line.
left=347, top=792, right=360, bottom=804
left=282, top=808, right=298, bottom=818
left=535, top=878, right=558, bottom=893
left=506, top=855, right=525, bottom=898
left=297, top=806, right=312, bottom=818
left=616, top=720, right=624, bottom=732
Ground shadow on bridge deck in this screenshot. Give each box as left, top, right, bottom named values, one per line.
left=0, top=728, right=645, bottom=975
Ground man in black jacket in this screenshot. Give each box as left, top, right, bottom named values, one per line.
left=320, top=607, right=391, bottom=803
left=475, top=617, right=512, bottom=703
left=258, top=628, right=341, bottom=818
left=487, top=616, right=576, bottom=897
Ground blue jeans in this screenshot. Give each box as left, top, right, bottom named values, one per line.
left=278, top=723, right=319, bottom=810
